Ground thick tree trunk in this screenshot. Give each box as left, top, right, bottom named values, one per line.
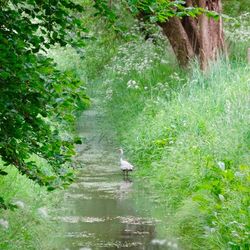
left=182, top=0, right=200, bottom=55
left=159, top=0, right=225, bottom=70
left=160, top=17, right=195, bottom=67
left=198, top=0, right=224, bottom=70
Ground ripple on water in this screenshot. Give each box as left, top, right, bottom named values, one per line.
left=77, top=240, right=143, bottom=248
left=54, top=216, right=106, bottom=223
left=70, top=183, right=80, bottom=189
left=76, top=176, right=107, bottom=182
left=64, top=193, right=92, bottom=200
left=65, top=231, right=95, bottom=239
left=116, top=216, right=160, bottom=225
left=78, top=181, right=120, bottom=191
left=124, top=229, right=150, bottom=235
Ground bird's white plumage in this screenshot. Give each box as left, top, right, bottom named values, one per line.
left=119, top=148, right=134, bottom=171
left=120, top=158, right=133, bottom=171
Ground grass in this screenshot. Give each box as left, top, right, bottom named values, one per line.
left=119, top=62, right=250, bottom=249
left=69, top=17, right=250, bottom=248
left=4, top=7, right=248, bottom=249
left=1, top=1, right=249, bottom=248
left=0, top=163, right=63, bottom=249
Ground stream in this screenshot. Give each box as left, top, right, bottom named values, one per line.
left=55, top=109, right=178, bottom=250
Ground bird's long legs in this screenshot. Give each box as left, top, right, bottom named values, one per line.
left=123, top=170, right=129, bottom=181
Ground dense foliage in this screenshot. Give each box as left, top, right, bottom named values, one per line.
left=127, top=0, right=205, bottom=20
left=0, top=0, right=88, bottom=191
left=223, top=0, right=250, bottom=15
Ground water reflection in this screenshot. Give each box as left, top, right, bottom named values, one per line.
left=117, top=180, right=133, bottom=200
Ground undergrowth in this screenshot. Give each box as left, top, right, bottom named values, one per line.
left=0, top=163, right=62, bottom=249
left=63, top=15, right=250, bottom=249
left=117, top=62, right=250, bottom=249
left=45, top=7, right=250, bottom=249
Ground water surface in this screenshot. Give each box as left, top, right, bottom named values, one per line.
left=56, top=109, right=178, bottom=250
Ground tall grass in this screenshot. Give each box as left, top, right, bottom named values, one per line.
left=66, top=14, right=250, bottom=248
left=44, top=8, right=250, bottom=249
left=114, top=61, right=250, bottom=249
left=0, top=163, right=63, bottom=249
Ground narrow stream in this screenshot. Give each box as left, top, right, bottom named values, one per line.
left=55, top=109, right=177, bottom=250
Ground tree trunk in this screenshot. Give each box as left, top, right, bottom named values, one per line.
left=159, top=0, right=225, bottom=70
left=160, top=17, right=195, bottom=67
left=198, top=0, right=224, bottom=70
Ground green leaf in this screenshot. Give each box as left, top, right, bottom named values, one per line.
left=0, top=169, right=8, bottom=175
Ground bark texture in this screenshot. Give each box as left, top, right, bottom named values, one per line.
left=160, top=17, right=195, bottom=67
left=160, top=0, right=225, bottom=70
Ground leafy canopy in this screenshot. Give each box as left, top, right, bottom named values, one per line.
left=0, top=0, right=88, bottom=194
left=93, top=0, right=220, bottom=25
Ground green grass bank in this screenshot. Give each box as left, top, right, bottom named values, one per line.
left=61, top=16, right=250, bottom=248
left=0, top=164, right=62, bottom=249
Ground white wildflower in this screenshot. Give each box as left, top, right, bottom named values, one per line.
left=167, top=241, right=173, bottom=247
left=0, top=219, right=9, bottom=229
left=172, top=242, right=178, bottom=248
left=105, top=88, right=113, bottom=100
left=37, top=207, right=49, bottom=218
left=228, top=221, right=238, bottom=225
left=204, top=226, right=216, bottom=233
left=160, top=59, right=169, bottom=64
left=218, top=194, right=225, bottom=202
left=13, top=200, right=25, bottom=209
left=234, top=171, right=244, bottom=178
left=170, top=72, right=184, bottom=82
left=217, top=161, right=225, bottom=171
left=127, top=80, right=139, bottom=89
left=232, top=230, right=240, bottom=237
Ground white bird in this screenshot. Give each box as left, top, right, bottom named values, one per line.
left=118, top=148, right=134, bottom=177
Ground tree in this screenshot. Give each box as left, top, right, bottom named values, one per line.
left=132, top=0, right=225, bottom=69
left=0, top=0, right=88, bottom=193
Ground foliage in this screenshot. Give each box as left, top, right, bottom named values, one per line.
left=223, top=0, right=250, bottom=16
left=127, top=0, right=203, bottom=21
left=78, top=15, right=250, bottom=248
left=94, top=0, right=220, bottom=26
left=0, top=0, right=89, bottom=190
left=224, top=12, right=250, bottom=62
